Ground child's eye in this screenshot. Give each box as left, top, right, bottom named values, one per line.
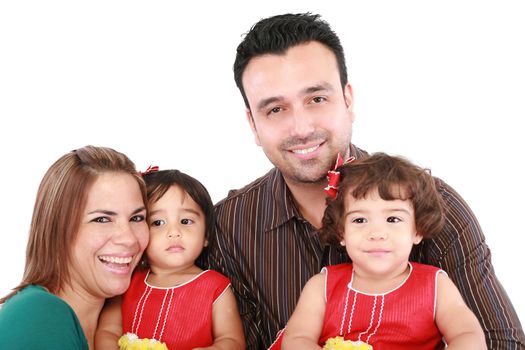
left=130, top=215, right=145, bottom=222
left=352, top=218, right=367, bottom=224
left=181, top=218, right=194, bottom=225
left=151, top=219, right=166, bottom=227
left=387, top=216, right=401, bottom=223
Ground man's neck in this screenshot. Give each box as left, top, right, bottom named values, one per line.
left=285, top=178, right=327, bottom=229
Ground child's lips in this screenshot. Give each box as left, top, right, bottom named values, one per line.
left=365, top=249, right=390, bottom=257
left=167, top=244, right=184, bottom=252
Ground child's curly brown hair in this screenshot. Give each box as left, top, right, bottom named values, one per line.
left=320, top=152, right=445, bottom=245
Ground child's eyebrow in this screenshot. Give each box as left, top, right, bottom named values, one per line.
left=385, top=208, right=412, bottom=215
left=181, top=208, right=202, bottom=216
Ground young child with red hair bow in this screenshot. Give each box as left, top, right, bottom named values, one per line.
left=272, top=153, right=486, bottom=350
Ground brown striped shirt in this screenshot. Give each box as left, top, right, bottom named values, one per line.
left=204, top=144, right=525, bottom=349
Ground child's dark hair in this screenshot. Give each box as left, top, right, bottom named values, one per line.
left=320, top=153, right=445, bottom=245
left=139, top=170, right=214, bottom=270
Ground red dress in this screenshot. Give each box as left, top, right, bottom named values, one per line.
left=320, top=262, right=445, bottom=349
left=122, top=269, right=230, bottom=350
left=269, top=262, right=445, bottom=350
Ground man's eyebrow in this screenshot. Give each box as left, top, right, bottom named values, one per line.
left=302, top=82, right=334, bottom=95
left=256, top=96, right=284, bottom=112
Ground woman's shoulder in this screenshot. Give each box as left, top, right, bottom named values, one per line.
left=1, top=285, right=66, bottom=312
left=0, top=285, right=87, bottom=348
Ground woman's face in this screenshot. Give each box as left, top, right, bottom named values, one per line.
left=68, top=172, right=149, bottom=299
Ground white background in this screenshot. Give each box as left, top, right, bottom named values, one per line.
left=1, top=1, right=523, bottom=324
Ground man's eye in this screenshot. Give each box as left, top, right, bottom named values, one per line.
left=181, top=218, right=194, bottom=225
left=268, top=106, right=282, bottom=115
left=312, top=96, right=326, bottom=103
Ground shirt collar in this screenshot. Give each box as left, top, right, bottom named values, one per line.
left=264, top=144, right=369, bottom=232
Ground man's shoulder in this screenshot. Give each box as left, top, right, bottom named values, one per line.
left=215, top=167, right=280, bottom=210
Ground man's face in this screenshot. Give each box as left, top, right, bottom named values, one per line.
left=242, top=41, right=355, bottom=186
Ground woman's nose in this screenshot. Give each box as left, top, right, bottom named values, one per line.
left=115, top=222, right=139, bottom=246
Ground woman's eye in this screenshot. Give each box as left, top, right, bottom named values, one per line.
left=151, top=219, right=165, bottom=227
left=181, top=218, right=194, bottom=225
left=92, top=217, right=110, bottom=223
left=130, top=215, right=145, bottom=222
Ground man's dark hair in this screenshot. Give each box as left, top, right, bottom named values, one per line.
left=233, top=13, right=348, bottom=109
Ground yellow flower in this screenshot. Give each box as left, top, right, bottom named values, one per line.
left=323, top=336, right=373, bottom=350
left=118, top=333, right=169, bottom=350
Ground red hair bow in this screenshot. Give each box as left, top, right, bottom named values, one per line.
left=139, top=165, right=159, bottom=176
left=323, top=154, right=355, bottom=199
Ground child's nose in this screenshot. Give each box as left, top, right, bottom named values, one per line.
left=167, top=229, right=182, bottom=239
left=368, top=229, right=387, bottom=240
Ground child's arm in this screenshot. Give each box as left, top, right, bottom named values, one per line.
left=282, top=273, right=326, bottom=349
left=95, top=296, right=123, bottom=350
left=435, top=272, right=487, bottom=349
left=194, top=286, right=245, bottom=350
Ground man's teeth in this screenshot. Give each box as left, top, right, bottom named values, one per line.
left=292, top=145, right=319, bottom=154
left=99, top=256, right=133, bottom=264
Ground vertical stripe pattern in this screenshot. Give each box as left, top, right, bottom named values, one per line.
left=204, top=144, right=524, bottom=349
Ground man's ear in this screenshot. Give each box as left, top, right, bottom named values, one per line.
left=343, top=83, right=356, bottom=123
left=246, top=109, right=261, bottom=146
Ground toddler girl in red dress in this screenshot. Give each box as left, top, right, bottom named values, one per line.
left=273, top=153, right=486, bottom=350
left=96, top=169, right=245, bottom=350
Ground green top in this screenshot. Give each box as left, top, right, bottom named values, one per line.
left=0, top=285, right=88, bottom=349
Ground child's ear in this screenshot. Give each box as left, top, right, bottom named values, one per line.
left=338, top=228, right=346, bottom=246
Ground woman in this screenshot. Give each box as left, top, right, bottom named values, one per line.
left=0, top=145, right=149, bottom=349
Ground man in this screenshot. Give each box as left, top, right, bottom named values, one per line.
left=206, top=13, right=524, bottom=349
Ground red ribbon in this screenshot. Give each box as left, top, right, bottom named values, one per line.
left=139, top=165, right=159, bottom=177
left=323, top=154, right=355, bottom=199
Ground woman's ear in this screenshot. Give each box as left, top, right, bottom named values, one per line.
left=204, top=239, right=209, bottom=247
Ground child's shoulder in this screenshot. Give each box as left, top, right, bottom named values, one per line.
left=321, top=262, right=353, bottom=274
left=201, top=269, right=231, bottom=285
left=410, top=261, right=444, bottom=275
